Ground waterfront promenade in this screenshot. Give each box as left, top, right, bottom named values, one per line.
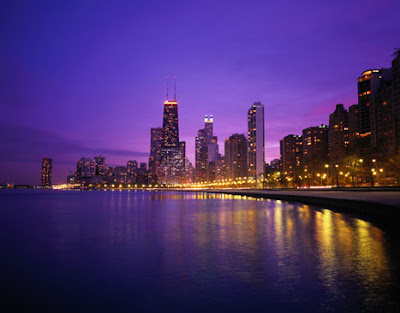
left=198, top=188, right=400, bottom=220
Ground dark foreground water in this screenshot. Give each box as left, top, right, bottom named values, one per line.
left=0, top=190, right=399, bottom=312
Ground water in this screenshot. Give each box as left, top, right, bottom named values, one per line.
left=0, top=190, right=399, bottom=312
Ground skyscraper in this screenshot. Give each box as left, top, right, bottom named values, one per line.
left=225, top=134, right=248, bottom=180
left=302, top=124, right=329, bottom=164
left=329, top=104, right=349, bottom=163
left=370, top=69, right=395, bottom=155
left=348, top=104, right=359, bottom=152
left=248, top=102, right=265, bottom=179
left=160, top=79, right=186, bottom=184
left=195, top=115, right=218, bottom=182
left=280, top=135, right=302, bottom=178
left=393, top=49, right=400, bottom=151
left=357, top=69, right=385, bottom=157
left=94, top=156, right=107, bottom=176
left=41, top=157, right=52, bottom=187
left=76, top=158, right=95, bottom=178
left=148, top=127, right=163, bottom=184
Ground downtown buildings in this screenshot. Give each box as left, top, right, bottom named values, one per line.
left=194, top=102, right=265, bottom=183
left=278, top=50, right=400, bottom=187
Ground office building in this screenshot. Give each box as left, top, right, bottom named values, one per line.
left=348, top=104, right=359, bottom=152
left=225, top=134, right=248, bottom=180
left=302, top=124, right=329, bottom=164
left=195, top=115, right=218, bottom=182
left=248, top=102, right=265, bottom=179
left=329, top=104, right=349, bottom=163
left=94, top=156, right=107, bottom=176
left=280, top=135, right=302, bottom=177
left=41, top=157, right=52, bottom=187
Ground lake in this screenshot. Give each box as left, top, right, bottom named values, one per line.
left=0, top=189, right=398, bottom=312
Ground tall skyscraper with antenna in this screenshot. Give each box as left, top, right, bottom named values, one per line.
left=159, top=77, right=186, bottom=184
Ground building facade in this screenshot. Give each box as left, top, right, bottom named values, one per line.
left=329, top=104, right=349, bottom=163
left=225, top=134, right=248, bottom=180
left=248, top=102, right=265, bottom=179
left=280, top=135, right=302, bottom=178
left=195, top=115, right=218, bottom=182
left=41, top=157, right=52, bottom=187
left=302, top=124, right=329, bottom=165
left=159, top=90, right=186, bottom=185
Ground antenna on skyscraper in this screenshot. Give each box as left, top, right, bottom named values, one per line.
left=166, top=76, right=170, bottom=100
left=174, top=76, right=176, bottom=100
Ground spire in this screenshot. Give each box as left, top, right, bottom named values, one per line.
left=174, top=76, right=176, bottom=100
left=166, top=76, right=170, bottom=100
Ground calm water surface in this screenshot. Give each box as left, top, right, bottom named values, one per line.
left=0, top=190, right=399, bottom=312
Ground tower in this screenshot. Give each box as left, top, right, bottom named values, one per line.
left=329, top=104, right=349, bottom=163
left=248, top=102, right=265, bottom=179
left=41, top=157, right=53, bottom=187
left=160, top=77, right=186, bottom=184
left=195, top=115, right=218, bottom=182
left=225, top=134, right=248, bottom=180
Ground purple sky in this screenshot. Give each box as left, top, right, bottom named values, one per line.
left=1, top=0, right=400, bottom=185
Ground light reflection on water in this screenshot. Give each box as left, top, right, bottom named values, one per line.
left=0, top=190, right=398, bottom=312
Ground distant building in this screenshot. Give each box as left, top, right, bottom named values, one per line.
left=41, top=157, right=52, bottom=187
left=225, top=134, right=248, bottom=180
left=215, top=153, right=226, bottom=181
left=195, top=115, right=218, bottom=182
left=302, top=124, right=329, bottom=165
left=114, top=166, right=127, bottom=183
left=94, top=156, right=107, bottom=176
left=348, top=104, right=359, bottom=152
left=269, top=158, right=281, bottom=170
left=370, top=69, right=395, bottom=155
left=159, top=83, right=186, bottom=185
left=127, top=160, right=138, bottom=177
left=76, top=158, right=95, bottom=178
left=329, top=104, right=349, bottom=164
left=148, top=127, right=163, bottom=184
left=357, top=69, right=387, bottom=157
left=280, top=135, right=302, bottom=178
left=185, top=157, right=194, bottom=184
left=393, top=50, right=400, bottom=151
left=248, top=102, right=265, bottom=179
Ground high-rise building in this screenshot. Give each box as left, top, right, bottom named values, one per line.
left=329, top=104, right=349, bottom=163
left=148, top=127, right=163, bottom=184
left=215, top=153, right=226, bottom=181
left=41, top=157, right=52, bottom=187
left=248, top=102, right=265, bottom=179
left=280, top=135, right=302, bottom=177
left=195, top=115, right=218, bottom=182
left=370, top=69, right=395, bottom=155
left=393, top=50, right=400, bottom=151
left=185, top=157, right=194, bottom=184
left=348, top=104, right=359, bottom=152
left=76, top=158, right=95, bottom=178
left=225, top=134, right=248, bottom=180
left=302, top=124, right=329, bottom=165
left=94, top=156, right=107, bottom=176
left=127, top=160, right=138, bottom=177
left=114, top=166, right=127, bottom=184
left=160, top=81, right=186, bottom=184
left=357, top=69, right=386, bottom=157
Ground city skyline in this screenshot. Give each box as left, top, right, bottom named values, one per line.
left=1, top=1, right=400, bottom=184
